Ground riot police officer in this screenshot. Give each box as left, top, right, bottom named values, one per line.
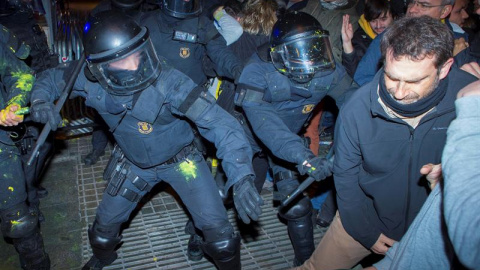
left=140, top=0, right=243, bottom=85
left=139, top=0, right=245, bottom=260
left=30, top=11, right=263, bottom=270
left=0, top=35, right=50, bottom=270
left=235, top=11, right=356, bottom=265
left=0, top=0, right=57, bottom=216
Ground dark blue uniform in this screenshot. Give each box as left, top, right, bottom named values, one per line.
left=0, top=35, right=50, bottom=270
left=140, top=10, right=242, bottom=85
left=31, top=58, right=254, bottom=268
left=237, top=53, right=354, bottom=264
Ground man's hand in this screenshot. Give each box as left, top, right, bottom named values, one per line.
left=341, top=14, right=354, bottom=54
left=420, top=163, right=442, bottom=190
left=371, top=233, right=396, bottom=255
left=297, top=156, right=333, bottom=181
left=30, top=100, right=62, bottom=131
left=0, top=103, right=24, bottom=126
left=233, top=176, right=264, bottom=224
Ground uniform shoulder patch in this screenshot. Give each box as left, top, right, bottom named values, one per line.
left=137, top=122, right=153, bottom=134
left=302, top=104, right=315, bottom=114
left=179, top=47, right=190, bottom=58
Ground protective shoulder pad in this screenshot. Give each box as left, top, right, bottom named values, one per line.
left=235, top=83, right=265, bottom=106
left=178, top=85, right=216, bottom=121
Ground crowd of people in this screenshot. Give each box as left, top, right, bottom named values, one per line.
left=0, top=0, right=479, bottom=269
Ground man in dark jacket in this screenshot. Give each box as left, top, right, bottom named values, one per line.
left=295, top=16, right=478, bottom=270
left=30, top=12, right=262, bottom=270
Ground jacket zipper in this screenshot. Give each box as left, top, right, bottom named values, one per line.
left=404, top=126, right=414, bottom=232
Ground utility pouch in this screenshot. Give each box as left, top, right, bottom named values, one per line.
left=105, top=161, right=130, bottom=197
left=103, top=144, right=124, bottom=182
left=104, top=144, right=128, bottom=197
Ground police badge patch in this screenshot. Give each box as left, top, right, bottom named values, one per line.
left=179, top=47, right=190, bottom=58
left=138, top=122, right=153, bottom=134
left=302, top=104, right=315, bottom=114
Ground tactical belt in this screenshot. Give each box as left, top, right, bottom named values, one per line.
left=108, top=143, right=195, bottom=203
left=163, top=143, right=195, bottom=165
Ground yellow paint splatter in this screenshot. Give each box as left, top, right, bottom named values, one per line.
left=8, top=187, right=14, bottom=192
left=10, top=220, right=22, bottom=227
left=153, top=257, right=157, bottom=262
left=11, top=72, right=34, bottom=92
left=179, top=159, right=197, bottom=182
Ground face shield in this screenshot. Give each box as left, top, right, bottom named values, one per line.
left=162, top=0, right=202, bottom=19
left=87, top=37, right=161, bottom=96
left=270, top=30, right=335, bottom=83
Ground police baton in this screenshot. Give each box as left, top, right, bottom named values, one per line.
left=281, top=148, right=335, bottom=207
left=27, top=53, right=86, bottom=166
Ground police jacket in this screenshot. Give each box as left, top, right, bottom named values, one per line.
left=31, top=61, right=254, bottom=191
left=333, top=67, right=477, bottom=249
left=140, top=10, right=242, bottom=85
left=237, top=53, right=354, bottom=165
left=0, top=40, right=34, bottom=150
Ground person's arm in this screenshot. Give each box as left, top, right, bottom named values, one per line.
left=353, top=34, right=382, bottom=86
left=334, top=110, right=383, bottom=249
left=205, top=21, right=243, bottom=81
left=29, top=61, right=89, bottom=130
left=0, top=42, right=34, bottom=126
left=213, top=8, right=243, bottom=46
left=442, top=80, right=480, bottom=269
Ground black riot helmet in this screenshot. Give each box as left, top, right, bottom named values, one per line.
left=270, top=11, right=335, bottom=84
left=83, top=11, right=161, bottom=95
left=162, top=0, right=202, bottom=19
left=111, top=0, right=143, bottom=11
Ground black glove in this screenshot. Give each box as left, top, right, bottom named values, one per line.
left=297, top=156, right=333, bottom=181
left=30, top=100, right=61, bottom=131
left=233, top=176, right=264, bottom=224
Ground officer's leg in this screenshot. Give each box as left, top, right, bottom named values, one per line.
left=1, top=202, right=50, bottom=270
left=274, top=169, right=315, bottom=266
left=83, top=161, right=156, bottom=270
left=0, top=149, right=49, bottom=270
left=161, top=151, right=241, bottom=270
left=317, top=189, right=337, bottom=227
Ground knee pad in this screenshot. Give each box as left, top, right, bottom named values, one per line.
left=278, top=195, right=312, bottom=220
left=0, top=203, right=38, bottom=239
left=89, top=221, right=122, bottom=259
left=202, top=222, right=240, bottom=261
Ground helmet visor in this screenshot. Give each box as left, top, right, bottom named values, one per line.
left=163, top=0, right=202, bottom=18
left=270, top=31, right=335, bottom=78
left=89, top=39, right=161, bottom=95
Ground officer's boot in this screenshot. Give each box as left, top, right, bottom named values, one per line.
left=83, top=149, right=106, bottom=166
left=13, top=230, right=50, bottom=270
left=288, top=211, right=315, bottom=266
left=83, top=222, right=122, bottom=270
left=185, top=220, right=204, bottom=261
left=276, top=177, right=315, bottom=266
left=202, top=223, right=241, bottom=270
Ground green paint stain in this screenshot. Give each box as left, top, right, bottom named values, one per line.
left=11, top=72, right=34, bottom=92
left=179, top=159, right=198, bottom=182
